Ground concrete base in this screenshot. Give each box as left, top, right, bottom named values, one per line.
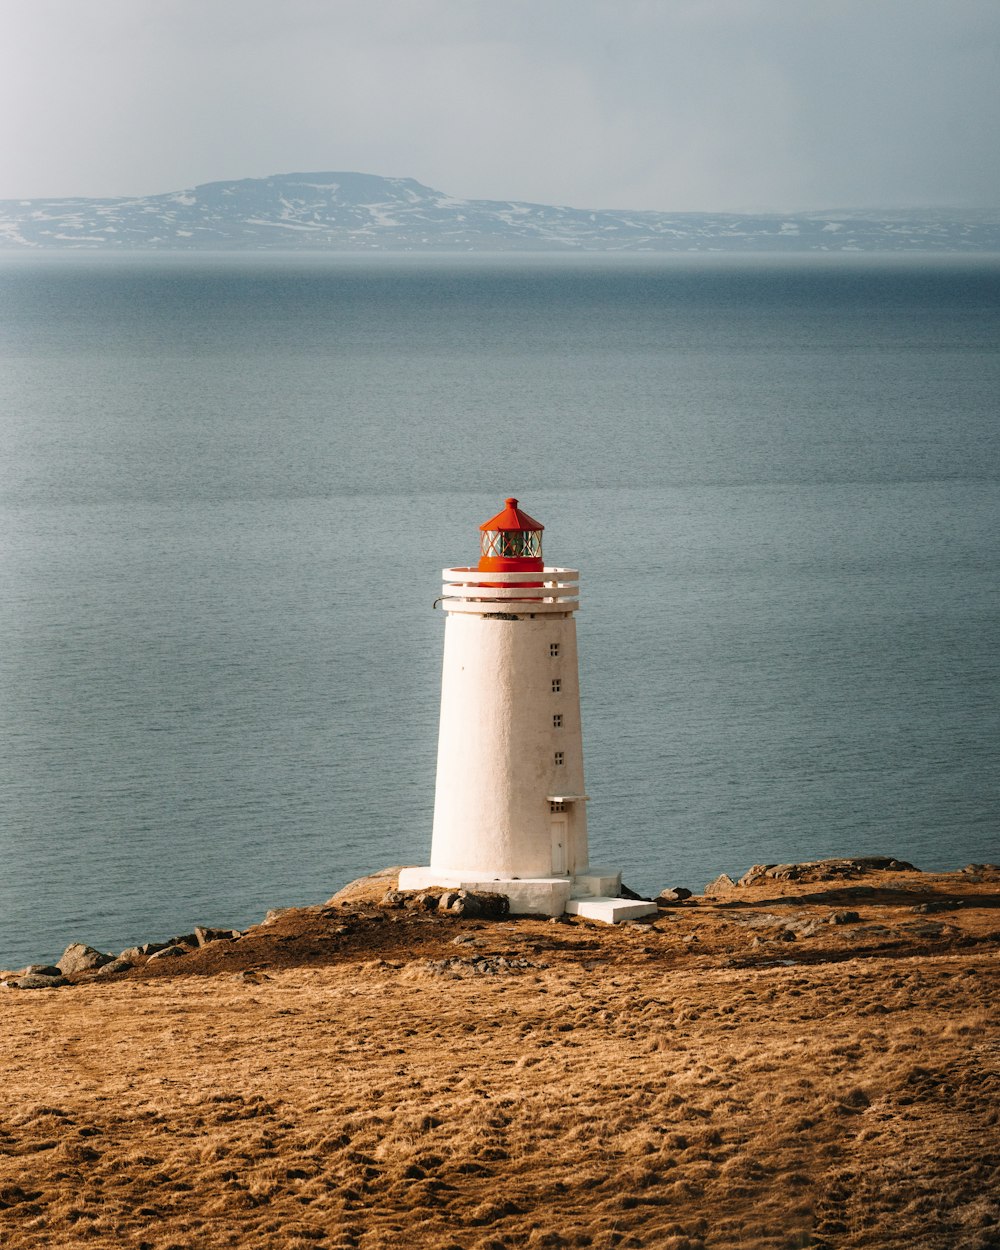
left=397, top=867, right=572, bottom=917
left=397, top=865, right=649, bottom=923
left=565, top=897, right=659, bottom=923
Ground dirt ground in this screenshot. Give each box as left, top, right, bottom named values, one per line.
left=2, top=865, right=998, bottom=1250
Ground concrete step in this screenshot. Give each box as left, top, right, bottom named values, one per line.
left=570, top=867, right=621, bottom=899
left=564, top=896, right=658, bottom=924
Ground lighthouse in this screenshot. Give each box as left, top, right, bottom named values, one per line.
left=398, top=498, right=657, bottom=923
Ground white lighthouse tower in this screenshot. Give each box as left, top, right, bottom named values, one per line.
left=399, top=498, right=656, bottom=923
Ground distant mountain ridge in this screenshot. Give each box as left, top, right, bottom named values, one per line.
left=1, top=171, right=998, bottom=252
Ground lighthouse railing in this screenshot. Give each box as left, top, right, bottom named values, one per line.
left=438, top=566, right=580, bottom=614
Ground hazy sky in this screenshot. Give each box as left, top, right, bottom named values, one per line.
left=1, top=0, right=998, bottom=211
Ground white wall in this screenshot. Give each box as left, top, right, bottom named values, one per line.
left=430, top=607, right=589, bottom=879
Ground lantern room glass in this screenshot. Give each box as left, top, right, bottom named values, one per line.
left=480, top=529, right=543, bottom=561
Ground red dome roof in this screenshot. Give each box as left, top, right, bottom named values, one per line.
left=479, top=497, right=544, bottom=533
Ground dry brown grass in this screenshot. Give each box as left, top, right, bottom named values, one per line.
left=2, top=869, right=999, bottom=1249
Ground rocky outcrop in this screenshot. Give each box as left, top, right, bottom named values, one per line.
left=422, top=954, right=545, bottom=977
left=95, top=958, right=133, bottom=977
left=3, top=972, right=69, bottom=990
left=656, top=887, right=694, bottom=906
left=120, top=939, right=188, bottom=958
left=960, top=863, right=1000, bottom=880
left=4, top=923, right=247, bottom=991
left=381, top=887, right=510, bottom=920
left=147, top=945, right=190, bottom=961
left=737, top=857, right=917, bottom=887
left=327, top=868, right=405, bottom=908
left=57, top=943, right=113, bottom=975
left=194, top=926, right=242, bottom=946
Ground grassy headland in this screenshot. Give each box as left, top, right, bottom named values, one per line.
left=2, top=863, right=998, bottom=1249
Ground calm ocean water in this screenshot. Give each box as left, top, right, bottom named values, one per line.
left=1, top=253, right=998, bottom=968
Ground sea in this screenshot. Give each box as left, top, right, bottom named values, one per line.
left=1, top=252, right=997, bottom=969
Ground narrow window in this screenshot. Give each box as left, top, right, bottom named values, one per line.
left=549, top=643, right=560, bottom=657
left=552, top=713, right=563, bottom=729
left=551, top=679, right=561, bottom=693
left=554, top=751, right=565, bottom=766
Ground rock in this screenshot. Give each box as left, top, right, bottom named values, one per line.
left=166, top=933, right=199, bottom=949
left=738, top=864, right=776, bottom=887
left=413, top=891, right=441, bottom=911
left=911, top=900, right=963, bottom=914
left=703, top=874, right=737, bottom=895
left=847, top=924, right=896, bottom=941
left=194, top=926, right=241, bottom=945
left=379, top=890, right=408, bottom=909
left=10, top=973, right=69, bottom=989
left=146, top=944, right=187, bottom=961
left=450, top=892, right=482, bottom=918
left=95, top=958, right=133, bottom=977
left=825, top=910, right=861, bottom=925
left=437, top=891, right=461, bottom=913
left=326, top=866, right=406, bottom=908
left=898, top=920, right=946, bottom=939
left=118, top=947, right=145, bottom=962
left=767, top=863, right=806, bottom=882
left=736, top=912, right=787, bottom=929
left=960, top=863, right=1000, bottom=878
left=619, top=882, right=652, bottom=901
left=449, top=890, right=509, bottom=919
left=57, top=943, right=113, bottom=975
left=23, top=965, right=63, bottom=978
left=484, top=891, right=510, bottom=918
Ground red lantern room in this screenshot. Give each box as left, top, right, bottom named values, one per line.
left=478, top=497, right=544, bottom=573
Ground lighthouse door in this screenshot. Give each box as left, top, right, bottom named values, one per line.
left=550, top=814, right=568, bottom=876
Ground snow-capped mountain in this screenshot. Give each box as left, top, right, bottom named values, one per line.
left=1, top=172, right=997, bottom=252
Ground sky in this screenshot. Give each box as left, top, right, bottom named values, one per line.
left=1, top=0, right=998, bottom=212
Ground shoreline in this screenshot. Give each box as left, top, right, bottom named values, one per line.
left=3, top=856, right=998, bottom=990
